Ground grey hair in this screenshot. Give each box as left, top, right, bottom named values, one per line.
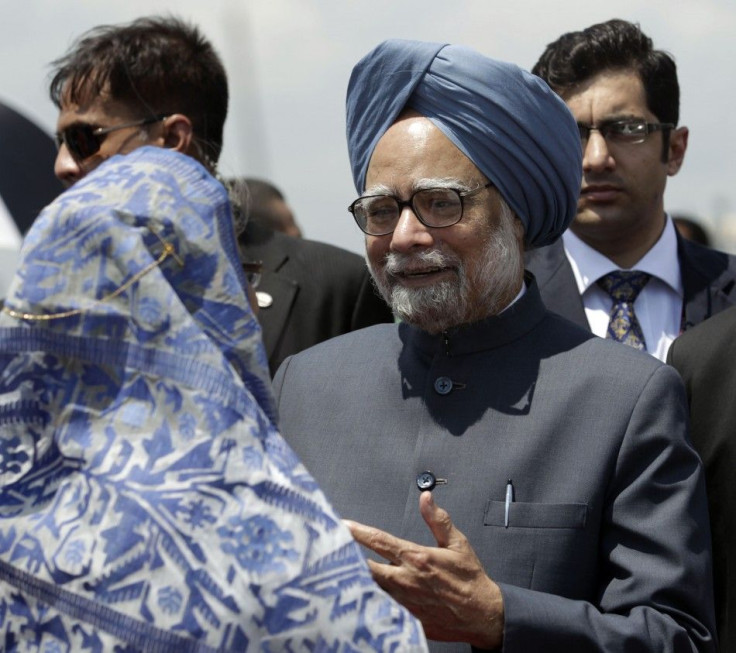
left=223, top=177, right=250, bottom=238
left=367, top=194, right=524, bottom=332
left=363, top=177, right=476, bottom=197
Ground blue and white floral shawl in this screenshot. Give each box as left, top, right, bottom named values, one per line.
left=0, top=147, right=426, bottom=652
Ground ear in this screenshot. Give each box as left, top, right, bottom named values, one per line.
left=512, top=216, right=525, bottom=239
left=666, top=126, right=688, bottom=176
left=161, top=114, right=193, bottom=154
left=512, top=215, right=526, bottom=246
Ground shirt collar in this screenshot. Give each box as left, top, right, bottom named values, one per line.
left=561, top=215, right=683, bottom=296
left=499, top=278, right=527, bottom=314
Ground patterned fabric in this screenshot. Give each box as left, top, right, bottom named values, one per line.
left=0, top=147, right=426, bottom=652
left=597, top=271, right=652, bottom=350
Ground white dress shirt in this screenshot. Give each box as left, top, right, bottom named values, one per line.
left=501, top=279, right=527, bottom=314
left=562, top=217, right=683, bottom=361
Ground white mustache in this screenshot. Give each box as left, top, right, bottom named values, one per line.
left=383, top=249, right=460, bottom=276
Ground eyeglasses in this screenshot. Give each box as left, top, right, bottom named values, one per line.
left=348, top=182, right=493, bottom=236
left=55, top=114, right=167, bottom=162
left=242, top=261, right=263, bottom=289
left=577, top=119, right=674, bottom=145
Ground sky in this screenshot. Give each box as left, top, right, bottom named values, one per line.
left=2, top=0, right=736, bottom=255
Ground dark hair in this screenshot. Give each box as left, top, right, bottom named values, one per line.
left=241, top=178, right=303, bottom=236
left=244, top=178, right=286, bottom=207
left=49, top=15, right=228, bottom=163
left=223, top=177, right=288, bottom=236
left=532, top=19, right=679, bottom=127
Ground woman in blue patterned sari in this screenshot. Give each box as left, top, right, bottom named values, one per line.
left=0, top=146, right=426, bottom=652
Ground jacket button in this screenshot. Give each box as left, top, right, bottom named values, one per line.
left=434, top=376, right=453, bottom=395
left=416, top=471, right=437, bottom=491
left=416, top=470, right=448, bottom=491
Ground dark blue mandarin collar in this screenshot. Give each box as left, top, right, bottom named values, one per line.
left=400, top=273, right=547, bottom=357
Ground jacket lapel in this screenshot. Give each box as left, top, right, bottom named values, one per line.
left=238, top=221, right=299, bottom=365
left=527, top=229, right=736, bottom=336
left=678, top=233, right=736, bottom=331
left=525, top=240, right=590, bottom=329
left=253, top=270, right=298, bottom=362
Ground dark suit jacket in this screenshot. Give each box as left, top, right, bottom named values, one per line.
left=274, top=280, right=716, bottom=651
left=524, top=233, right=736, bottom=332
left=240, top=221, right=393, bottom=375
left=668, top=305, right=736, bottom=652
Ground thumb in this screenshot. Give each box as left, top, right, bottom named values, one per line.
left=419, top=490, right=462, bottom=549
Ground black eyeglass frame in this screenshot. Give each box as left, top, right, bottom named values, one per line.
left=576, top=119, right=674, bottom=145
left=55, top=114, right=168, bottom=162
left=348, top=182, right=494, bottom=236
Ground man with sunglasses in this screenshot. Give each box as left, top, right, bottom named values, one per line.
left=273, top=39, right=716, bottom=651
left=527, top=19, right=736, bottom=360
left=49, top=17, right=394, bottom=375
left=50, top=18, right=227, bottom=186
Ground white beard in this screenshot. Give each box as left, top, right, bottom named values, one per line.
left=367, top=204, right=523, bottom=334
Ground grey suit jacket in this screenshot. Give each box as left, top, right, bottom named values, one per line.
left=239, top=221, right=393, bottom=375
left=273, top=280, right=716, bottom=652
left=668, top=305, right=736, bottom=652
left=524, top=233, right=736, bottom=332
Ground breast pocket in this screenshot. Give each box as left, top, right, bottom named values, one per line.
left=481, top=500, right=594, bottom=596
left=483, top=500, right=587, bottom=529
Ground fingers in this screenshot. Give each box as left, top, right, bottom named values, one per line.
left=347, top=494, right=465, bottom=559
left=419, top=490, right=463, bottom=549
left=364, top=557, right=401, bottom=592
left=344, top=519, right=407, bottom=564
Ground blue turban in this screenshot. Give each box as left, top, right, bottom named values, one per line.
left=346, top=39, right=582, bottom=248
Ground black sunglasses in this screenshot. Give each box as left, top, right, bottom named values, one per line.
left=55, top=114, right=167, bottom=161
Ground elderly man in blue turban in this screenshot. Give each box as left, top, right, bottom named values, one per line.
left=273, top=40, right=716, bottom=652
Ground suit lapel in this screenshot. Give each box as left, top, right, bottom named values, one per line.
left=525, top=240, right=590, bottom=330
left=527, top=229, right=736, bottom=336
left=678, top=233, right=736, bottom=331
left=254, top=270, right=298, bottom=362
left=238, top=221, right=299, bottom=365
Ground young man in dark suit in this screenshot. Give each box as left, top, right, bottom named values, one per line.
left=527, top=19, right=736, bottom=361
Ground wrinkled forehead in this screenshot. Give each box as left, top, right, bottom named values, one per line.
left=366, top=111, right=486, bottom=194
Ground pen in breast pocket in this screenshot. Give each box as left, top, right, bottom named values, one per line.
left=504, top=480, right=514, bottom=528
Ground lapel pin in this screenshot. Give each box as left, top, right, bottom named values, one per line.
left=256, top=291, right=273, bottom=309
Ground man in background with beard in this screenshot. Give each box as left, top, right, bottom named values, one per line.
left=272, top=40, right=716, bottom=651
